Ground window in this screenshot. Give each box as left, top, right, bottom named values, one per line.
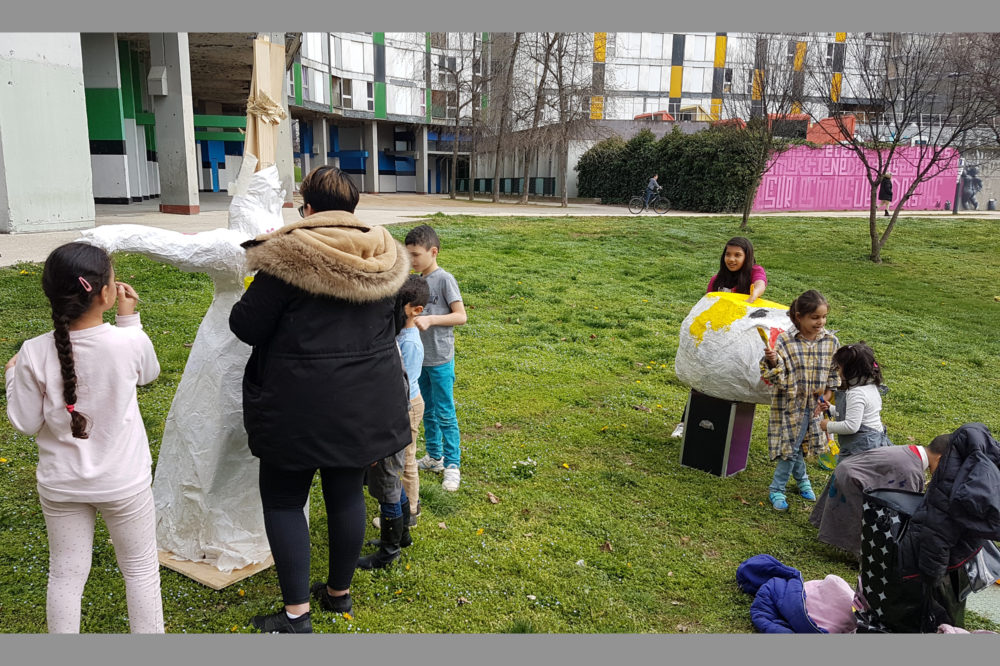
left=446, top=90, right=457, bottom=118
left=431, top=33, right=448, bottom=49
left=606, top=33, right=616, bottom=58
left=724, top=67, right=733, bottom=93
left=367, top=81, right=374, bottom=111
left=787, top=41, right=797, bottom=66
left=342, top=79, right=353, bottom=107
left=331, top=76, right=342, bottom=107
left=302, top=68, right=311, bottom=100
left=826, top=43, right=835, bottom=68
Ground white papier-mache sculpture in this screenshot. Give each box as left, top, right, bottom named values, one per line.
left=79, top=157, right=283, bottom=572
left=674, top=291, right=791, bottom=405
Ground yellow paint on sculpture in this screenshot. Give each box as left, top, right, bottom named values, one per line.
left=689, top=291, right=788, bottom=345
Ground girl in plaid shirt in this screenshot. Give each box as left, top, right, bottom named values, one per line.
left=760, top=290, right=839, bottom=511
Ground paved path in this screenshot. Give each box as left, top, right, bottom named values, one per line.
left=2, top=192, right=997, bottom=267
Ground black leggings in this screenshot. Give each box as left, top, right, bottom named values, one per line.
left=258, top=463, right=367, bottom=606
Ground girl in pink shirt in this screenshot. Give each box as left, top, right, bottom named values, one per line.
left=4, top=243, right=163, bottom=633
left=707, top=236, right=768, bottom=303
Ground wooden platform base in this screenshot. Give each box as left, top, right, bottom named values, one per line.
left=158, top=550, right=274, bottom=590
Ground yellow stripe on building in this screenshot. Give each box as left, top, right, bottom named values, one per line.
left=590, top=96, right=604, bottom=120
left=594, top=32, right=606, bottom=63
left=670, top=65, right=683, bottom=98
left=835, top=32, right=846, bottom=42
left=794, top=41, right=806, bottom=70
left=710, top=98, right=722, bottom=120
left=714, top=35, right=727, bottom=67
left=752, top=69, right=763, bottom=100
left=831, top=72, right=842, bottom=102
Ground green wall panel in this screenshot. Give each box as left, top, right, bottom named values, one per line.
left=118, top=41, right=135, bottom=119
left=84, top=88, right=126, bottom=141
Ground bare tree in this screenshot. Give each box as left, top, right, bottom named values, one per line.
left=545, top=32, right=598, bottom=208
left=483, top=32, right=522, bottom=203
left=803, top=32, right=999, bottom=263
left=433, top=32, right=481, bottom=200
left=516, top=33, right=558, bottom=204
left=722, top=33, right=805, bottom=230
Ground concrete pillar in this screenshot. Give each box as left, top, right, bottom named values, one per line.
left=363, top=120, right=379, bottom=193
left=267, top=33, right=295, bottom=206
left=118, top=40, right=146, bottom=202
left=0, top=34, right=94, bottom=233
left=149, top=32, right=199, bottom=214
left=81, top=33, right=131, bottom=205
left=317, top=118, right=330, bottom=167
left=415, top=125, right=428, bottom=194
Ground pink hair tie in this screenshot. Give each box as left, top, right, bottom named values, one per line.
left=78, top=277, right=93, bottom=292
left=873, top=362, right=879, bottom=368
left=66, top=404, right=75, bottom=413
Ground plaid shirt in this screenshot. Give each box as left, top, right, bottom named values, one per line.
left=759, top=328, right=840, bottom=461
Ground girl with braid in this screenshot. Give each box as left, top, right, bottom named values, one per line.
left=4, top=243, right=163, bottom=633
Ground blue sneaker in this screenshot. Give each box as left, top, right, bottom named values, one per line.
left=798, top=481, right=816, bottom=502
left=769, top=492, right=789, bottom=511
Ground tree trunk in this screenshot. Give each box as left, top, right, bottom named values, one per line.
left=559, top=137, right=569, bottom=208
left=468, top=118, right=476, bottom=202
left=740, top=177, right=762, bottom=230
left=493, top=33, right=521, bottom=203
left=519, top=147, right=535, bottom=205
left=450, top=116, right=459, bottom=200
left=868, top=185, right=880, bottom=262
left=520, top=36, right=555, bottom=204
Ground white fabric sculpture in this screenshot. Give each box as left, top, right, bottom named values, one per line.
left=79, top=158, right=284, bottom=572
left=674, top=291, right=790, bottom=405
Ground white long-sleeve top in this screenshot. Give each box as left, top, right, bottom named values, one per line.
left=5, top=314, right=160, bottom=503
left=826, top=384, right=885, bottom=436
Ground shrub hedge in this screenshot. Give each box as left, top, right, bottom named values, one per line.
left=575, top=125, right=770, bottom=212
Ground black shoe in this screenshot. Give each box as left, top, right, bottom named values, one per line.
left=310, top=582, right=353, bottom=614
left=357, top=515, right=403, bottom=569
left=250, top=609, right=312, bottom=633
left=884, top=210, right=889, bottom=217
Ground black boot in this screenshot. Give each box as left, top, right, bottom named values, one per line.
left=366, top=502, right=413, bottom=549
left=399, top=499, right=413, bottom=548
left=357, top=515, right=403, bottom=569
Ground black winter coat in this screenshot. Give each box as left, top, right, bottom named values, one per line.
left=899, top=423, right=1000, bottom=582
left=878, top=177, right=893, bottom=201
left=229, top=211, right=412, bottom=470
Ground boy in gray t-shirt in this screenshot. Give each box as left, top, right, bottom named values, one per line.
left=404, top=224, right=467, bottom=491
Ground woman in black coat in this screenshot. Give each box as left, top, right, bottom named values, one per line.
left=878, top=172, right=893, bottom=217
left=230, top=166, right=411, bottom=633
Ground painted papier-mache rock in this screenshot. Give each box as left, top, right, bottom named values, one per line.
left=79, top=157, right=282, bottom=573
left=675, top=291, right=789, bottom=405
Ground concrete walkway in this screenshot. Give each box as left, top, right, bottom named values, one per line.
left=2, top=191, right=998, bottom=267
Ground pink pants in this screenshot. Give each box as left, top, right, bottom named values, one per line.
left=40, top=487, right=164, bottom=633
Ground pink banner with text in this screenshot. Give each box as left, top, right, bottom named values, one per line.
left=752, top=145, right=959, bottom=212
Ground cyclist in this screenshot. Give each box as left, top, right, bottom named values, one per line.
left=644, top=174, right=662, bottom=208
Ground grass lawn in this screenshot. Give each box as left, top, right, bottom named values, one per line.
left=0, top=213, right=997, bottom=633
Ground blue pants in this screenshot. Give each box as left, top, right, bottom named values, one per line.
left=644, top=190, right=655, bottom=206
left=418, top=358, right=461, bottom=469
left=379, top=488, right=408, bottom=520
left=769, top=448, right=808, bottom=495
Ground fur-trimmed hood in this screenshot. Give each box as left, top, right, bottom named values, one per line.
left=241, top=210, right=410, bottom=302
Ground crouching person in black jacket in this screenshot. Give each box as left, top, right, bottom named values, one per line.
left=897, top=423, right=1000, bottom=631
left=230, top=166, right=411, bottom=633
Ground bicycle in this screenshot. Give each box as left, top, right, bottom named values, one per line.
left=628, top=189, right=671, bottom=215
